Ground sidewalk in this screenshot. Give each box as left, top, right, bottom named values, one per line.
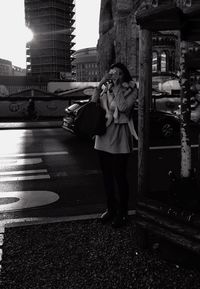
left=1, top=216, right=200, bottom=289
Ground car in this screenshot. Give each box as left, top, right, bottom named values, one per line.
left=62, top=99, right=90, bottom=134
left=62, top=99, right=199, bottom=141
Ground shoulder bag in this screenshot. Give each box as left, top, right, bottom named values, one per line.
left=74, top=101, right=107, bottom=138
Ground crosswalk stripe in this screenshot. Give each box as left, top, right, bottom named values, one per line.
left=0, top=158, right=42, bottom=166
left=0, top=175, right=50, bottom=182
left=0, top=151, right=68, bottom=158
left=0, top=169, right=48, bottom=175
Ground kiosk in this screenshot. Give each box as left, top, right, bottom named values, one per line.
left=135, top=0, right=200, bottom=265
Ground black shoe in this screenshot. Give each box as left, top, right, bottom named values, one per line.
left=100, top=210, right=114, bottom=224
left=111, top=215, right=128, bottom=228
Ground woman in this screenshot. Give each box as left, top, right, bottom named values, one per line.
left=92, top=63, right=138, bottom=228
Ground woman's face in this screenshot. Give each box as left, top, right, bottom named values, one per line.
left=108, top=67, right=124, bottom=84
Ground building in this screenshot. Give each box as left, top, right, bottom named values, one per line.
left=24, top=0, right=75, bottom=81
left=12, top=66, right=27, bottom=77
left=0, top=58, right=13, bottom=76
left=152, top=32, right=179, bottom=88
left=98, top=1, right=182, bottom=87
left=72, top=47, right=99, bottom=82
left=98, top=1, right=200, bottom=89
left=0, top=58, right=26, bottom=77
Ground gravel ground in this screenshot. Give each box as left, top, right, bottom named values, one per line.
left=1, top=217, right=200, bottom=289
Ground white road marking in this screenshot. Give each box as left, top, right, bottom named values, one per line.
left=0, top=191, right=59, bottom=211
left=0, top=151, right=68, bottom=158
left=0, top=169, right=48, bottom=175
left=133, top=144, right=198, bottom=151
left=52, top=170, right=100, bottom=178
left=0, top=174, right=50, bottom=182
left=0, top=158, right=42, bottom=166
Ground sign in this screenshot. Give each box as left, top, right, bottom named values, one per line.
left=9, top=103, right=21, bottom=112
left=60, top=72, right=72, bottom=80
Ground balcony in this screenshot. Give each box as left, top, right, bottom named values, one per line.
left=29, top=60, right=71, bottom=67
left=31, top=24, right=75, bottom=35
left=30, top=19, right=73, bottom=28
left=70, top=41, right=75, bottom=48
left=37, top=34, right=74, bottom=42
left=30, top=65, right=71, bottom=74
left=31, top=13, right=74, bottom=23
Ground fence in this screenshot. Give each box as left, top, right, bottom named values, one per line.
left=0, top=94, right=90, bottom=121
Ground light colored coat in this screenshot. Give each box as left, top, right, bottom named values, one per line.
left=92, top=80, right=138, bottom=140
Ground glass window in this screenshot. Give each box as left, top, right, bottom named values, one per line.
left=161, top=51, right=167, bottom=72
left=152, top=51, right=158, bottom=72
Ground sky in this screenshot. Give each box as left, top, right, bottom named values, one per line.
left=0, top=0, right=101, bottom=68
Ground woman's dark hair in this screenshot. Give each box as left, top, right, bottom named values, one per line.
left=110, top=62, right=132, bottom=82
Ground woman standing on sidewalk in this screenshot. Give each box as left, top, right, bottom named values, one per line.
left=92, top=63, right=138, bottom=228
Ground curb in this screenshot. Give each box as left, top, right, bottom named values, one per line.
left=2, top=210, right=137, bottom=228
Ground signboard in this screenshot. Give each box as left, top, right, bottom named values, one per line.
left=60, top=72, right=72, bottom=80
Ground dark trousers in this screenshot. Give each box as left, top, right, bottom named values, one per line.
left=98, top=150, right=130, bottom=216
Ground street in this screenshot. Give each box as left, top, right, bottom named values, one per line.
left=0, top=126, right=199, bottom=223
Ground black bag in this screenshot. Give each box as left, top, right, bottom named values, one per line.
left=74, top=101, right=107, bottom=137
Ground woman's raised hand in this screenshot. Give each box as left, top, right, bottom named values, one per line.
left=99, top=72, right=111, bottom=87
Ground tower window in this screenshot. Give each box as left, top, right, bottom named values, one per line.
left=161, top=51, right=167, bottom=72
left=152, top=51, right=158, bottom=72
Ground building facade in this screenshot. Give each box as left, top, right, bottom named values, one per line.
left=0, top=59, right=13, bottom=76
left=24, top=0, right=75, bottom=81
left=98, top=0, right=200, bottom=90
left=12, top=66, right=27, bottom=76
left=0, top=58, right=26, bottom=77
left=72, top=47, right=99, bottom=82
left=98, top=0, right=181, bottom=87
left=152, top=32, right=179, bottom=88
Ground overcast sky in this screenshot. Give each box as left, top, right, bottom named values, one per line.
left=0, top=0, right=101, bottom=68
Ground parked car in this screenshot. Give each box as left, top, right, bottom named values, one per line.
left=62, top=99, right=199, bottom=140
left=62, top=99, right=90, bottom=134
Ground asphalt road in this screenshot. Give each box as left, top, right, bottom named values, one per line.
left=0, top=126, right=199, bottom=224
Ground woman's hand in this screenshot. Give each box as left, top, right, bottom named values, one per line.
left=98, top=72, right=111, bottom=89
left=91, top=74, right=109, bottom=102
left=92, top=72, right=112, bottom=103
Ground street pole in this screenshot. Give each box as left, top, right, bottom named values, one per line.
left=138, top=28, right=152, bottom=199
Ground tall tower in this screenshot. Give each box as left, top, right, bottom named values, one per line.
left=25, top=0, right=75, bottom=81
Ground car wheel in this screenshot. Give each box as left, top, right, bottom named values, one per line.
left=161, top=122, right=175, bottom=138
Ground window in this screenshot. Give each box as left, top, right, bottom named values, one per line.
left=161, top=51, right=167, bottom=72
left=152, top=51, right=158, bottom=72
